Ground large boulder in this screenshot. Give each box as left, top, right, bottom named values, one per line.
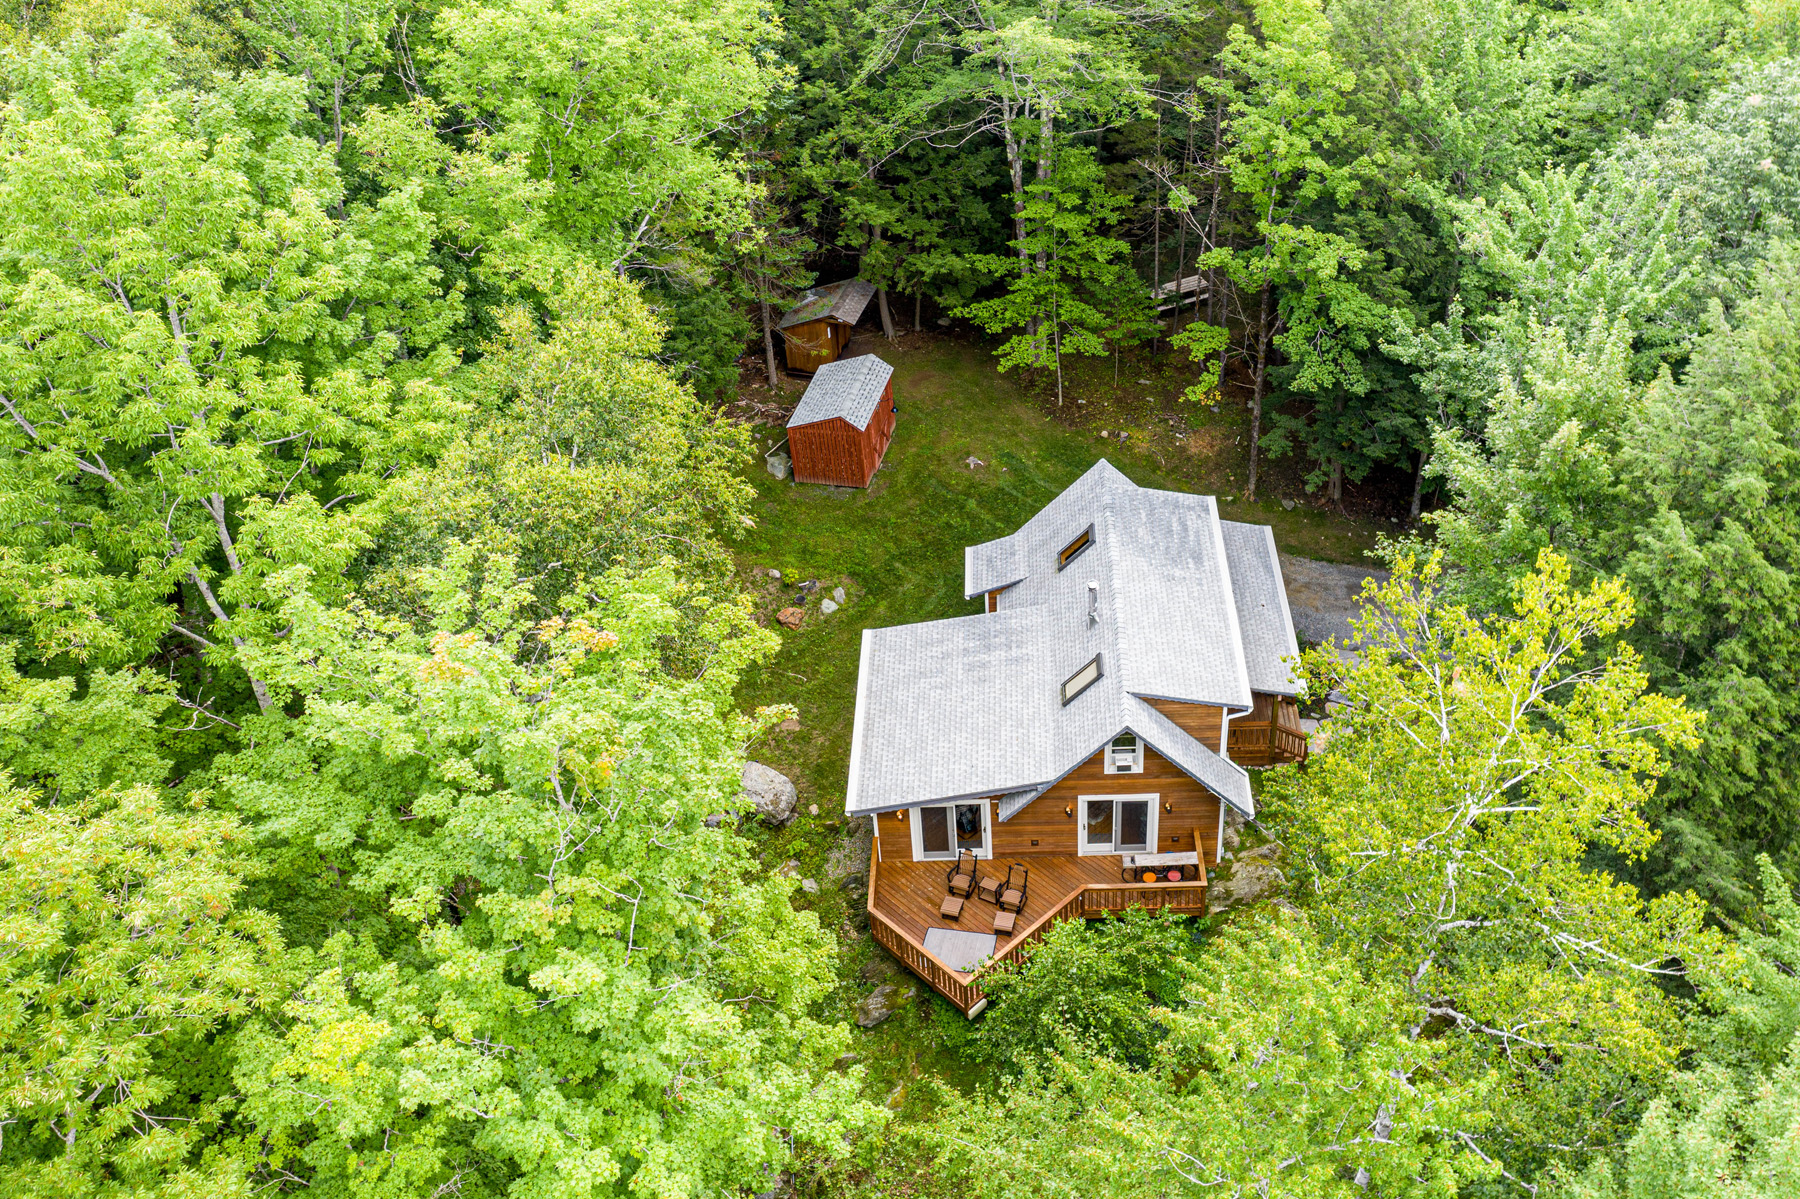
left=856, top=982, right=917, bottom=1029
left=1210, top=844, right=1285, bottom=911
left=736, top=761, right=798, bottom=826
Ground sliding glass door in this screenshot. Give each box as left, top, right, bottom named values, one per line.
left=1080, top=795, right=1157, bottom=854
left=913, top=801, right=990, bottom=860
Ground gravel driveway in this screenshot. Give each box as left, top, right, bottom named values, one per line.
left=1279, top=554, right=1389, bottom=650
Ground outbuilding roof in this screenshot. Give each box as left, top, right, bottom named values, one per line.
left=845, top=461, right=1304, bottom=823
left=778, top=278, right=877, bottom=330
left=788, top=355, right=893, bottom=432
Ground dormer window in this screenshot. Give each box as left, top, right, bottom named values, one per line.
left=1057, top=526, right=1093, bottom=570
left=1061, top=654, right=1102, bottom=705
left=1104, top=732, right=1143, bottom=774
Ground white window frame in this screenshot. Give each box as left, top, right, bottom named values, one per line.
left=1077, top=793, right=1159, bottom=856
left=910, top=800, right=992, bottom=861
left=1102, top=731, right=1145, bottom=775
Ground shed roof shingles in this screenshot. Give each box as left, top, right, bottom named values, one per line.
left=787, top=354, right=893, bottom=431
left=778, top=278, right=877, bottom=329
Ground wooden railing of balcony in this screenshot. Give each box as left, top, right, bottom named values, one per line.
left=1228, top=720, right=1309, bottom=766
left=866, top=835, right=1209, bottom=1017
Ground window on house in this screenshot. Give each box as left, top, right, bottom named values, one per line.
left=913, top=801, right=989, bottom=860
left=1081, top=796, right=1156, bottom=855
left=1057, top=525, right=1094, bottom=570
left=1103, top=732, right=1144, bottom=774
left=1061, top=654, right=1102, bottom=705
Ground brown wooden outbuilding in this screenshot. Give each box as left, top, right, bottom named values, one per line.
left=777, top=279, right=876, bottom=373
left=786, top=355, right=896, bottom=488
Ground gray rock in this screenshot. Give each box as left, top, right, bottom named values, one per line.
left=704, top=813, right=727, bottom=829
left=832, top=586, right=846, bottom=604
left=807, top=803, right=819, bottom=816
left=768, top=569, right=782, bottom=580
left=833, top=1052, right=862, bottom=1071
left=1222, top=807, right=1244, bottom=853
left=828, top=819, right=875, bottom=884
left=800, top=878, right=819, bottom=895
left=1210, top=851, right=1284, bottom=912
left=937, top=316, right=951, bottom=326
left=856, top=982, right=917, bottom=1028
left=765, top=449, right=791, bottom=480
left=1281, top=497, right=1296, bottom=511
left=736, top=762, right=798, bottom=826
left=820, top=599, right=839, bottom=614
left=858, top=957, right=895, bottom=984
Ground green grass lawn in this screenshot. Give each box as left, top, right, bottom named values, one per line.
left=724, top=332, right=1385, bottom=1148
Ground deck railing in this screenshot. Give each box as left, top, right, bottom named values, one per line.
left=1228, top=719, right=1309, bottom=765
left=867, top=841, right=986, bottom=1011
left=866, top=836, right=1208, bottom=1016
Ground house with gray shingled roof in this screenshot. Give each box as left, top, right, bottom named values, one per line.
left=849, top=460, right=1308, bottom=1015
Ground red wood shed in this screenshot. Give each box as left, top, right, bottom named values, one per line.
left=786, top=355, right=897, bottom=488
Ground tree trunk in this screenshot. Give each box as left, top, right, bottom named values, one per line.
left=1183, top=113, right=1198, bottom=331
left=1001, top=110, right=1029, bottom=264
left=1247, top=282, right=1273, bottom=501
left=760, top=289, right=778, bottom=388
left=877, top=287, right=897, bottom=341
left=1205, top=98, right=1223, bottom=329
left=1408, top=447, right=1429, bottom=524
left=1329, top=460, right=1344, bottom=511
left=914, top=292, right=922, bottom=331
left=1153, top=109, right=1163, bottom=347
left=1034, top=110, right=1054, bottom=277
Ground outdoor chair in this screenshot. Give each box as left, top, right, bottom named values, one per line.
left=998, top=863, right=1028, bottom=914
left=946, top=849, right=978, bottom=898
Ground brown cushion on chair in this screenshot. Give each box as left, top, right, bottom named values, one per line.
left=993, top=910, right=1017, bottom=936
left=1000, top=889, right=1022, bottom=910
left=939, top=895, right=965, bottom=920
left=950, top=872, right=973, bottom=895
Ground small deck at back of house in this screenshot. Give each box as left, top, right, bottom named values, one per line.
left=866, top=827, right=1210, bottom=1017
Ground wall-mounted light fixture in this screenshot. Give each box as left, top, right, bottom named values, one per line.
left=1164, top=800, right=1173, bottom=813
left=896, top=809, right=906, bottom=821
left=1064, top=805, right=1073, bottom=818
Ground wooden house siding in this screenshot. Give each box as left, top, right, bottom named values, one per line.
left=788, top=378, right=895, bottom=488
left=874, top=745, right=1224, bottom=866
left=1143, top=698, right=1226, bottom=753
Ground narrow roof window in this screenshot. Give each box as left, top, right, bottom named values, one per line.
left=1058, top=525, right=1094, bottom=570
left=1061, top=654, right=1103, bottom=705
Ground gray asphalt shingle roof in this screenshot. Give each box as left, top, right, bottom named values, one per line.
left=1220, top=521, right=1303, bottom=695
left=777, top=278, right=877, bottom=329
left=787, top=355, right=893, bottom=431
left=846, top=461, right=1301, bottom=823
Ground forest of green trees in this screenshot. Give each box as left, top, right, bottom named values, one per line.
left=3, top=0, right=1800, bottom=1194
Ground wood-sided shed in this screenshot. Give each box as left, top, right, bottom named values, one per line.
left=778, top=279, right=876, bottom=373
left=786, top=355, right=896, bottom=488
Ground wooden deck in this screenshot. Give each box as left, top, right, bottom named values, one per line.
left=868, top=839, right=1208, bottom=1015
